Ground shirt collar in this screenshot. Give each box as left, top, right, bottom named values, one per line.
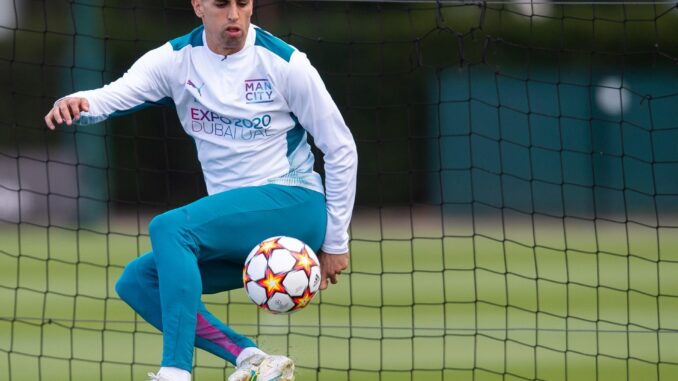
left=201, top=23, right=256, bottom=61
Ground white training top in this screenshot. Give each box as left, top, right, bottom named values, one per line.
left=66, top=24, right=358, bottom=254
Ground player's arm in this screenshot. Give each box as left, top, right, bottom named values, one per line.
left=284, top=52, right=358, bottom=289
left=45, top=43, right=174, bottom=129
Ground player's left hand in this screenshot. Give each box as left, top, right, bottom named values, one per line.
left=317, top=251, right=349, bottom=290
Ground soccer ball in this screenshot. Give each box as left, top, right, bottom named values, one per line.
left=243, top=236, right=321, bottom=314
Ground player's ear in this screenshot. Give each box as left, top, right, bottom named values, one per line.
left=191, top=0, right=204, bottom=18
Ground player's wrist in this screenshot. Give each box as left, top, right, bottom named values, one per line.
left=319, top=245, right=349, bottom=255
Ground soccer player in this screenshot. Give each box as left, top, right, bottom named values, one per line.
left=43, top=0, right=357, bottom=380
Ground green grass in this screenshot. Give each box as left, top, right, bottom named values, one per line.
left=1, top=215, right=678, bottom=381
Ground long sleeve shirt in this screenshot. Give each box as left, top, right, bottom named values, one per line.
left=65, top=24, right=357, bottom=254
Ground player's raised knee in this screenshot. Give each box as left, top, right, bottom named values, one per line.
left=148, top=210, right=185, bottom=239
left=115, top=264, right=138, bottom=302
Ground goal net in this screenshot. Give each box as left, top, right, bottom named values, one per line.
left=1, top=1, right=677, bottom=380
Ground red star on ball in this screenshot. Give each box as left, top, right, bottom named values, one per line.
left=256, top=238, right=284, bottom=258
left=293, top=288, right=315, bottom=310
left=292, top=248, right=316, bottom=277
left=257, top=268, right=287, bottom=298
left=242, top=266, right=251, bottom=285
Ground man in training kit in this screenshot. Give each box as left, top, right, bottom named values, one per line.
left=44, top=0, right=358, bottom=380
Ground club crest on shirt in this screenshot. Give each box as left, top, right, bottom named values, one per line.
left=244, top=78, right=274, bottom=104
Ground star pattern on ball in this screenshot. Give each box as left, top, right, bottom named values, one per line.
left=242, top=266, right=250, bottom=284
left=293, top=288, right=314, bottom=310
left=257, top=238, right=284, bottom=258
left=257, top=268, right=287, bottom=298
left=292, top=248, right=316, bottom=277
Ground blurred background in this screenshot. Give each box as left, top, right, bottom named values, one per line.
left=1, top=1, right=678, bottom=380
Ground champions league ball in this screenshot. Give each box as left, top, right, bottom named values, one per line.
left=243, top=236, right=322, bottom=314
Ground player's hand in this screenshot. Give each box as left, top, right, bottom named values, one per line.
left=45, top=97, right=90, bottom=130
left=317, top=251, right=349, bottom=290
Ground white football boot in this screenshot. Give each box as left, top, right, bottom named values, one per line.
left=147, top=372, right=171, bottom=381
left=257, top=355, right=295, bottom=381
left=147, top=367, right=191, bottom=381
left=227, top=354, right=295, bottom=381
left=227, top=354, right=266, bottom=381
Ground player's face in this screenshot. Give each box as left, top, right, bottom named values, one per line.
left=192, top=0, right=253, bottom=55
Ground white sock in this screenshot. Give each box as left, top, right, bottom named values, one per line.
left=157, top=366, right=191, bottom=381
left=236, top=347, right=267, bottom=367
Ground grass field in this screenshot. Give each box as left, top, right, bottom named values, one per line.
left=1, top=207, right=678, bottom=381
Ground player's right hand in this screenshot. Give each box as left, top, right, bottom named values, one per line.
left=44, top=97, right=90, bottom=130
left=317, top=251, right=349, bottom=290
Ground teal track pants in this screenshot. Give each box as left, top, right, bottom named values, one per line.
left=114, top=185, right=327, bottom=371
